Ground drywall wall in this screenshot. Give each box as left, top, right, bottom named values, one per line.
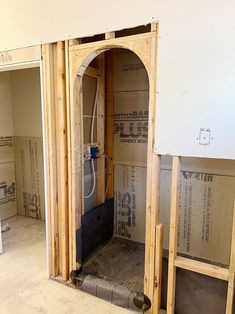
left=11, top=68, right=42, bottom=137
left=0, top=0, right=156, bottom=51
left=0, top=73, right=13, bottom=136
left=1, top=1, right=234, bottom=159
left=0, top=72, right=17, bottom=220
left=155, top=0, right=235, bottom=159
left=11, top=68, right=45, bottom=220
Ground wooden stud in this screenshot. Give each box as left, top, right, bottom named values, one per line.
left=55, top=42, right=69, bottom=281
left=85, top=65, right=99, bottom=78
left=174, top=256, right=229, bottom=281
left=105, top=32, right=115, bottom=40
left=151, top=22, right=158, bottom=32
left=96, top=54, right=106, bottom=204
left=225, top=200, right=235, bottom=314
left=65, top=40, right=76, bottom=278
left=144, top=26, right=160, bottom=314
left=69, top=56, right=83, bottom=270
left=226, top=275, right=235, bottom=314
left=167, top=156, right=181, bottom=314
left=69, top=39, right=81, bottom=46
left=153, top=224, right=164, bottom=314
left=105, top=50, right=114, bottom=199
left=41, top=44, right=59, bottom=278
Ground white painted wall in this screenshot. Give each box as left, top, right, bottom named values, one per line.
left=0, top=72, right=13, bottom=135
left=0, top=0, right=234, bottom=159
left=11, top=68, right=42, bottom=137
left=0, top=0, right=155, bottom=51
left=155, top=0, right=235, bottom=159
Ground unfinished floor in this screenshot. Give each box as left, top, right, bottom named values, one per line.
left=81, top=237, right=145, bottom=292
left=0, top=216, right=138, bottom=314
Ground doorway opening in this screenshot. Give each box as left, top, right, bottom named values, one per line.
left=75, top=48, right=149, bottom=310
left=0, top=65, right=47, bottom=280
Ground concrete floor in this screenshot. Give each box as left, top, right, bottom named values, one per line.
left=0, top=215, right=137, bottom=314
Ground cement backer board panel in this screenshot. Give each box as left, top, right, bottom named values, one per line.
left=113, top=49, right=149, bottom=243
left=14, top=136, right=45, bottom=220
left=0, top=136, right=14, bottom=164
left=160, top=169, right=235, bottom=266
left=0, top=162, right=17, bottom=220
left=114, top=161, right=235, bottom=265
left=113, top=49, right=149, bottom=166
left=161, top=155, right=235, bottom=177
left=114, top=165, right=146, bottom=243
left=113, top=48, right=149, bottom=92
left=113, top=91, right=149, bottom=166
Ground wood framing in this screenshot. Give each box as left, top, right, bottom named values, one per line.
left=167, top=156, right=235, bottom=314
left=42, top=44, right=59, bottom=278
left=145, top=23, right=161, bottom=314
left=226, top=200, right=235, bottom=314
left=96, top=54, right=106, bottom=204
left=68, top=28, right=161, bottom=311
left=167, top=156, right=181, bottom=313
left=55, top=42, right=69, bottom=280
left=42, top=42, right=69, bottom=281
left=105, top=50, right=114, bottom=199
left=0, top=46, right=41, bottom=68
left=153, top=223, right=164, bottom=313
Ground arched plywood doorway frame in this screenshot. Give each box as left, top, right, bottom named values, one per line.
left=68, top=30, right=161, bottom=313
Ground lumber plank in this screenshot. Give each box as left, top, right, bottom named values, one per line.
left=105, top=50, right=114, bottom=199
left=65, top=40, right=76, bottom=276
left=41, top=44, right=59, bottom=278
left=69, top=39, right=81, bottom=46
left=0, top=46, right=41, bottom=66
left=105, top=32, right=115, bottom=40
left=69, top=50, right=84, bottom=269
left=174, top=256, right=229, bottom=281
left=85, top=65, right=99, bottom=78
left=167, top=156, right=181, bottom=314
left=153, top=224, right=164, bottom=314
left=55, top=42, right=69, bottom=280
left=144, top=26, right=160, bottom=313
left=151, top=22, right=157, bottom=32
left=97, top=54, right=106, bottom=204
left=225, top=199, right=235, bottom=313
left=70, top=32, right=155, bottom=52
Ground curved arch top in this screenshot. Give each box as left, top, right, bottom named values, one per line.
left=69, top=32, right=155, bottom=80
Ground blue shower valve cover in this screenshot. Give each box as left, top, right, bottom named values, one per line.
left=90, top=146, right=99, bottom=159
